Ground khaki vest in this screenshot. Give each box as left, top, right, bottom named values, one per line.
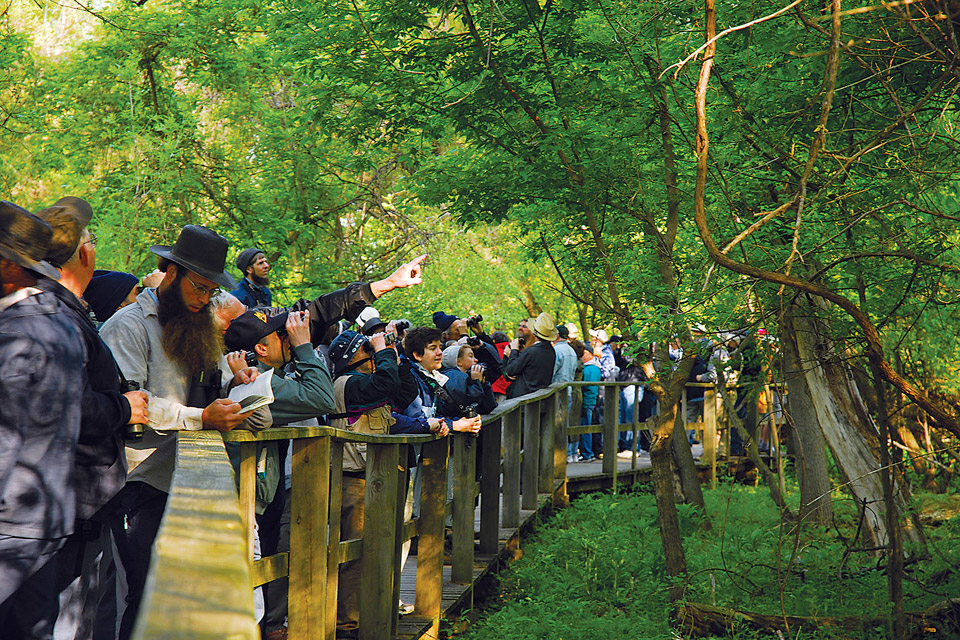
left=331, top=375, right=396, bottom=473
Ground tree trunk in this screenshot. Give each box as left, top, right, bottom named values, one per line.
left=780, top=305, right=834, bottom=525
left=518, top=279, right=542, bottom=317
left=792, top=300, right=919, bottom=549
left=649, top=394, right=688, bottom=602
left=671, top=410, right=708, bottom=516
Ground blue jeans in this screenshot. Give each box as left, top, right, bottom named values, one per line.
left=578, top=404, right=600, bottom=459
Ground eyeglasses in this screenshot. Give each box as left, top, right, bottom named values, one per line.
left=85, top=232, right=98, bottom=248
left=184, top=272, right=222, bottom=299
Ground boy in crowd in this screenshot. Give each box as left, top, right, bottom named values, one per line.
left=577, top=343, right=603, bottom=462
left=326, top=329, right=447, bottom=638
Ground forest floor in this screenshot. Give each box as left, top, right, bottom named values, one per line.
left=449, top=480, right=960, bottom=640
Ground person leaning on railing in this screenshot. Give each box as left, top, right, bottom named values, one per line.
left=99, top=225, right=272, bottom=640
left=325, top=328, right=448, bottom=639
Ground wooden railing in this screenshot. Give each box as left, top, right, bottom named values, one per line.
left=133, top=379, right=782, bottom=640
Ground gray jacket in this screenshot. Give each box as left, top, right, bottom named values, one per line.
left=101, top=288, right=271, bottom=493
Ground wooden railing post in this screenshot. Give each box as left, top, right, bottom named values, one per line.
left=479, top=417, right=502, bottom=554
left=602, top=385, right=619, bottom=484
left=452, top=433, right=476, bottom=583
left=538, top=394, right=556, bottom=493
left=703, top=385, right=717, bottom=487
left=391, top=445, right=410, bottom=637
left=553, top=387, right=569, bottom=507
left=288, top=435, right=331, bottom=640
left=522, top=401, right=541, bottom=510
left=238, top=441, right=257, bottom=563
left=502, top=407, right=522, bottom=528
left=359, top=443, right=400, bottom=640
left=415, top=437, right=448, bottom=639
left=324, top=442, right=344, bottom=640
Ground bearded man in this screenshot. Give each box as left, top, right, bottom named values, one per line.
left=100, top=224, right=270, bottom=640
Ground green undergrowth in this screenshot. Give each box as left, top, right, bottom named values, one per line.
left=454, top=483, right=960, bottom=640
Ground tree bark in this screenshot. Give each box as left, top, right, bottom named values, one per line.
left=648, top=392, right=688, bottom=602
left=780, top=304, right=834, bottom=525
left=792, top=301, right=919, bottom=549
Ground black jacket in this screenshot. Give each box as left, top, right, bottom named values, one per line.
left=504, top=340, right=556, bottom=399
left=39, top=279, right=130, bottom=522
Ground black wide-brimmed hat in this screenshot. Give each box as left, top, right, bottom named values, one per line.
left=0, top=201, right=60, bottom=280
left=149, top=224, right=237, bottom=290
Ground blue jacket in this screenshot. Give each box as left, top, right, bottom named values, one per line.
left=231, top=277, right=272, bottom=309
left=582, top=359, right=602, bottom=409
left=438, top=367, right=496, bottom=416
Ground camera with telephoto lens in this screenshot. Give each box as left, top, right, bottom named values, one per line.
left=465, top=314, right=483, bottom=327
left=124, top=380, right=145, bottom=441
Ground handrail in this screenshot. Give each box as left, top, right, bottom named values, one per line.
left=132, top=431, right=258, bottom=640
left=136, top=378, right=773, bottom=640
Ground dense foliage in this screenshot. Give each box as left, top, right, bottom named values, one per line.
left=460, top=484, right=960, bottom=639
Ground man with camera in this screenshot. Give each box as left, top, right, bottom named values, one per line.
left=431, top=311, right=503, bottom=383
left=326, top=328, right=448, bottom=637
left=224, top=309, right=334, bottom=426
left=502, top=312, right=558, bottom=399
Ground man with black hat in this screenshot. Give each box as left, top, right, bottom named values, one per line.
left=100, top=224, right=269, bottom=640
left=231, top=247, right=272, bottom=308
left=0, top=201, right=86, bottom=634
left=21, top=196, right=149, bottom=640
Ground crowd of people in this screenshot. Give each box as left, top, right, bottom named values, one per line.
left=0, top=196, right=773, bottom=640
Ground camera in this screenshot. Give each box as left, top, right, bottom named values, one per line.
left=465, top=314, right=483, bottom=327
left=394, top=319, right=411, bottom=334
left=462, top=404, right=479, bottom=419
left=466, top=336, right=482, bottom=348
left=245, top=350, right=259, bottom=366
left=384, top=332, right=397, bottom=346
